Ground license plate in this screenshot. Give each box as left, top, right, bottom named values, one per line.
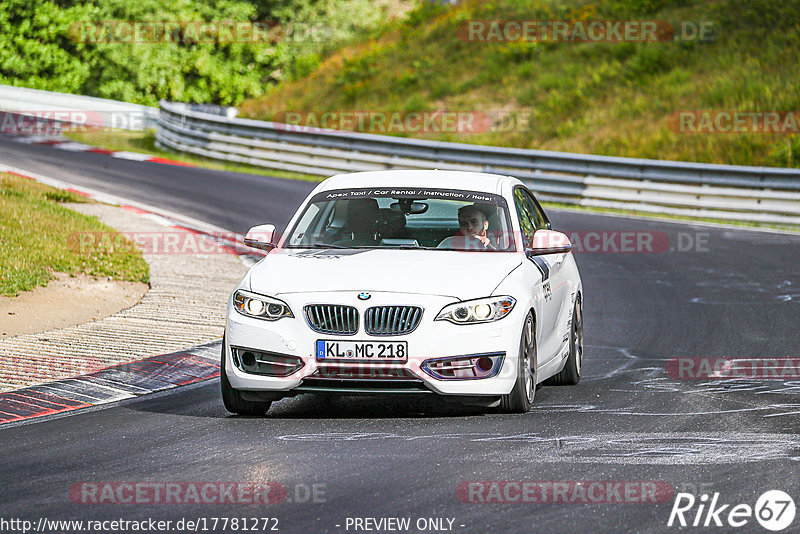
left=316, top=340, right=408, bottom=362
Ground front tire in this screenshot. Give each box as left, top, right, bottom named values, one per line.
left=500, top=312, right=536, bottom=413
left=546, top=296, right=583, bottom=386
left=221, top=336, right=272, bottom=416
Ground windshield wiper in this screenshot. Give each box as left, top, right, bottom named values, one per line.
left=310, top=242, right=351, bottom=249
left=359, top=244, right=439, bottom=250
left=396, top=244, right=438, bottom=250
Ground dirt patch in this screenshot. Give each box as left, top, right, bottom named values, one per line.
left=0, top=273, right=148, bottom=338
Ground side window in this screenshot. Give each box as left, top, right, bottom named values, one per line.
left=289, top=203, right=322, bottom=245
left=523, top=189, right=549, bottom=230
left=513, top=188, right=536, bottom=248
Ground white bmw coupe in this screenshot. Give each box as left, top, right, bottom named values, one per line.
left=222, top=170, right=583, bottom=414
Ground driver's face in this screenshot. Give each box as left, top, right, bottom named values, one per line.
left=459, top=209, right=488, bottom=235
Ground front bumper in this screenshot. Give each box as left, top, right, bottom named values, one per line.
left=224, top=291, right=523, bottom=398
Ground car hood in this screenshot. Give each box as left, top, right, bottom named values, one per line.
left=248, top=248, right=522, bottom=300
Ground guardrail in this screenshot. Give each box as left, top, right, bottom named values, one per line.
left=0, top=85, right=158, bottom=130
left=157, top=101, right=800, bottom=225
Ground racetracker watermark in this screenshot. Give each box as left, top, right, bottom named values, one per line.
left=458, top=20, right=714, bottom=42
left=667, top=357, right=800, bottom=380
left=0, top=357, right=104, bottom=381
left=566, top=231, right=670, bottom=253
left=273, top=110, right=533, bottom=134
left=503, top=230, right=707, bottom=253
left=68, top=231, right=240, bottom=255
left=668, top=111, right=800, bottom=134
left=456, top=481, right=674, bottom=503
left=0, top=110, right=148, bottom=134
left=0, top=517, right=280, bottom=533
left=69, top=21, right=345, bottom=44
left=68, top=482, right=323, bottom=505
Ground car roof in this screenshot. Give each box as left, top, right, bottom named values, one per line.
left=319, top=170, right=520, bottom=195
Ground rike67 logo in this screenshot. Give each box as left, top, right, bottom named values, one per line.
left=668, top=490, right=796, bottom=531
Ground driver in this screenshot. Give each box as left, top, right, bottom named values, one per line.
left=438, top=204, right=496, bottom=250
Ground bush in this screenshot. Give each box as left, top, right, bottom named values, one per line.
left=0, top=0, right=403, bottom=105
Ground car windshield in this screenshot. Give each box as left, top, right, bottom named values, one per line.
left=284, top=187, right=516, bottom=252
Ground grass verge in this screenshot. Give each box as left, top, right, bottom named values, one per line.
left=240, top=0, right=800, bottom=168
left=0, top=173, right=150, bottom=297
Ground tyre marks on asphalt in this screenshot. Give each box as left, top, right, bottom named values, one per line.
left=273, top=432, right=800, bottom=464
left=0, top=342, right=220, bottom=425
left=567, top=344, right=800, bottom=417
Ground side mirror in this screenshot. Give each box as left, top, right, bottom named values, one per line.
left=526, top=229, right=572, bottom=256
left=244, top=224, right=277, bottom=251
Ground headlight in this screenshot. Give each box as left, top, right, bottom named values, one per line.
left=435, top=296, right=516, bottom=325
left=233, top=290, right=293, bottom=321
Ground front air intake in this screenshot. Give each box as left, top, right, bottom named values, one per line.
left=364, top=306, right=422, bottom=336
left=231, top=348, right=304, bottom=377
left=297, top=367, right=429, bottom=393
left=304, top=304, right=359, bottom=335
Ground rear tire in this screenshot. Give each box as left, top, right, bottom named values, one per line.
left=500, top=312, right=536, bottom=413
left=545, top=296, right=583, bottom=386
left=221, top=336, right=272, bottom=415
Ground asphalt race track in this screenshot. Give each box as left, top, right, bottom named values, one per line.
left=0, top=136, right=317, bottom=233
left=1, top=134, right=799, bottom=533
